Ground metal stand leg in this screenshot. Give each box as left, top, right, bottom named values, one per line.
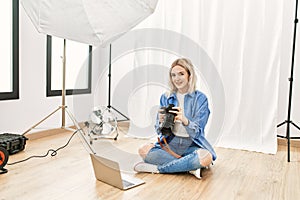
left=22, top=107, right=61, bottom=135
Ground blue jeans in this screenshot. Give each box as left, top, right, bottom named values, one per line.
left=144, top=136, right=201, bottom=173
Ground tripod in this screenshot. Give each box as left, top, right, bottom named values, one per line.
left=107, top=44, right=130, bottom=121
left=277, top=0, right=300, bottom=162
left=22, top=39, right=95, bottom=154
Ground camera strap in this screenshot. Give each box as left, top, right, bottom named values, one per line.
left=158, top=137, right=181, bottom=159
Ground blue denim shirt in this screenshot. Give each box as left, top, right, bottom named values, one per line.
left=155, top=90, right=217, bottom=161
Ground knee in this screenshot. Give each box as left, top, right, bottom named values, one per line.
left=197, top=149, right=212, bottom=167
left=138, top=143, right=155, bottom=160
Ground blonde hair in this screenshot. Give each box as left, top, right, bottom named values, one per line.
left=168, top=58, right=197, bottom=94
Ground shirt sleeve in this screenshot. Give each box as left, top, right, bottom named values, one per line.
left=185, top=94, right=210, bottom=139
left=154, top=94, right=166, bottom=135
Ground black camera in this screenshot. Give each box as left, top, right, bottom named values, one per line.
left=159, top=104, right=178, bottom=136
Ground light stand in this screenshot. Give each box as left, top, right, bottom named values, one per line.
left=22, top=39, right=95, bottom=154
left=277, top=0, right=300, bottom=162
left=107, top=44, right=130, bottom=121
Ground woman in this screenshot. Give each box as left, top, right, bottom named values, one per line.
left=134, top=58, right=217, bottom=179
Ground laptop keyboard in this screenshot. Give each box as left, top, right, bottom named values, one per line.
left=122, top=179, right=135, bottom=187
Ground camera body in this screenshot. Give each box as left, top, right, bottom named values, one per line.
left=159, top=104, right=178, bottom=136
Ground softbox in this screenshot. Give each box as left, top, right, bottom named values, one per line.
left=21, top=0, right=158, bottom=46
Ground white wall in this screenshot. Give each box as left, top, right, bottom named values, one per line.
left=0, top=7, right=100, bottom=134
left=1, top=1, right=300, bottom=141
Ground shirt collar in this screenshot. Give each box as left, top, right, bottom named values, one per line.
left=170, top=91, right=196, bottom=98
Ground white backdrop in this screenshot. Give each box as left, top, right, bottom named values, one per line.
left=90, top=0, right=286, bottom=154
left=1, top=0, right=298, bottom=155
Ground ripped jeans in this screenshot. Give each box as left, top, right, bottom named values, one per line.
left=144, top=136, right=202, bottom=173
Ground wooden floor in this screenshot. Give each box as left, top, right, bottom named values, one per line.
left=1, top=123, right=300, bottom=200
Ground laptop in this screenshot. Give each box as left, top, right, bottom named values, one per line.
left=90, top=154, right=145, bottom=190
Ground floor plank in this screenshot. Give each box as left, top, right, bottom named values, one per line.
left=1, top=124, right=300, bottom=200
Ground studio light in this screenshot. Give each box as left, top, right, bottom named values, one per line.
left=20, top=0, right=159, bottom=154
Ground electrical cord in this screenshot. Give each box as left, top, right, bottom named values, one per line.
left=7, top=129, right=79, bottom=166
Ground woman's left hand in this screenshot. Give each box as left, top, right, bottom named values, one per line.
left=170, top=107, right=189, bottom=126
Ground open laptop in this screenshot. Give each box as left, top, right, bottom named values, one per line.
left=90, top=154, right=145, bottom=190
